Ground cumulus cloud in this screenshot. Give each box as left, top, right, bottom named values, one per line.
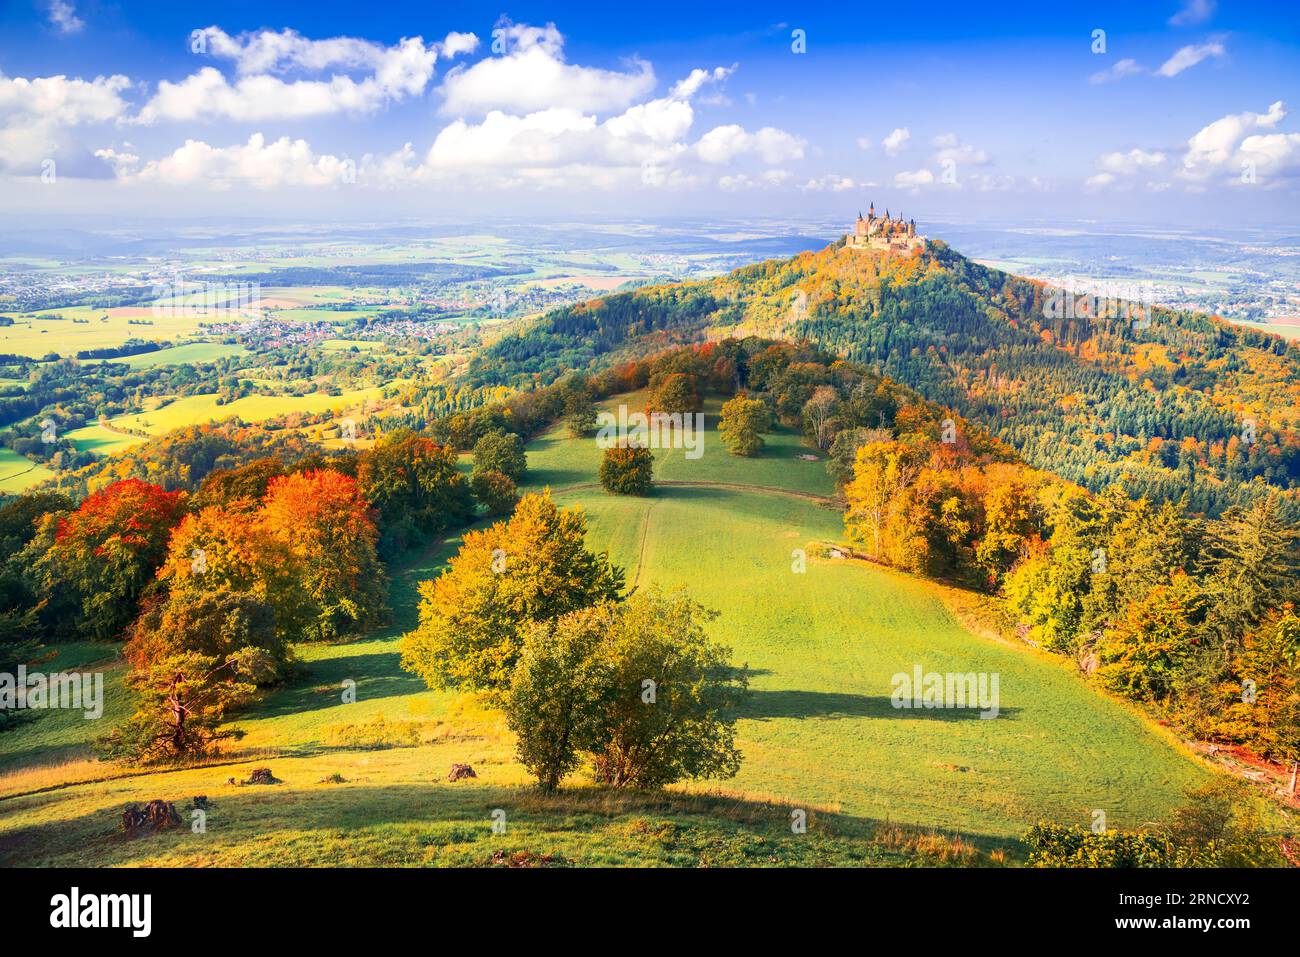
left=136, top=28, right=465, bottom=123
left=1085, top=100, right=1298, bottom=190
left=1085, top=148, right=1168, bottom=189
left=437, top=21, right=654, bottom=116
left=881, top=127, right=910, bottom=155
left=1157, top=40, right=1226, bottom=78
left=1181, top=100, right=1297, bottom=184
left=115, top=133, right=357, bottom=189
left=670, top=65, right=735, bottom=100
left=0, top=73, right=130, bottom=171
left=695, top=124, right=805, bottom=164
left=894, top=168, right=934, bottom=188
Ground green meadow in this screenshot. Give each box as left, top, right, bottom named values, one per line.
left=0, top=393, right=1222, bottom=866
left=0, top=447, right=55, bottom=494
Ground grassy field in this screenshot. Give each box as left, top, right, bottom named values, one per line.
left=107, top=385, right=391, bottom=436
left=84, top=342, right=248, bottom=369
left=0, top=447, right=55, bottom=494
left=0, top=392, right=1225, bottom=867
left=64, top=424, right=147, bottom=458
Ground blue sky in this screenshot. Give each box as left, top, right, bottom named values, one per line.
left=1, top=0, right=1297, bottom=224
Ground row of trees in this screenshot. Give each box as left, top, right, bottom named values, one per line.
left=0, top=426, right=514, bottom=761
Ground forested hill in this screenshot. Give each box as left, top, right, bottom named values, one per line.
left=472, top=238, right=1300, bottom=516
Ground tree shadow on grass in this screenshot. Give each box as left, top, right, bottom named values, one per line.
left=253, top=652, right=427, bottom=720
left=0, top=779, right=1018, bottom=866
left=743, top=689, right=1017, bottom=722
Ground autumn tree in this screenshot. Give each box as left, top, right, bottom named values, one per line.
left=647, top=372, right=701, bottom=415
left=357, top=431, right=474, bottom=554
left=36, top=479, right=186, bottom=641
left=189, top=457, right=287, bottom=513
left=97, top=647, right=276, bottom=764
left=843, top=440, right=923, bottom=559
left=260, top=470, right=387, bottom=641
left=470, top=469, right=518, bottom=517
left=400, top=492, right=624, bottom=693
left=599, top=444, right=654, bottom=496
left=125, top=588, right=287, bottom=677
left=1096, top=572, right=1205, bottom=702
left=974, top=477, right=1039, bottom=584
left=719, top=394, right=770, bottom=457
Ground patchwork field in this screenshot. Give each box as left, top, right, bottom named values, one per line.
left=0, top=393, right=1224, bottom=867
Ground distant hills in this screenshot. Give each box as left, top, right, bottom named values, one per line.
left=473, top=238, right=1300, bottom=516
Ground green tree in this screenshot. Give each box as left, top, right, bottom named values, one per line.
left=505, top=605, right=611, bottom=790
left=357, top=431, right=473, bottom=554
left=400, top=492, right=624, bottom=693
left=472, top=429, right=527, bottom=483
left=563, top=390, right=598, bottom=438
left=599, top=444, right=654, bottom=496
left=587, top=590, right=747, bottom=788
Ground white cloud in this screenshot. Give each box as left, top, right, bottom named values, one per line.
left=799, top=174, right=859, bottom=192
left=695, top=124, right=805, bottom=164
left=137, top=31, right=451, bottom=123
left=894, top=168, right=934, bottom=188
left=881, top=127, right=910, bottom=155
left=46, top=0, right=84, bottom=35
left=0, top=73, right=130, bottom=171
left=437, top=21, right=654, bottom=116
left=1090, top=58, right=1144, bottom=84
left=718, top=169, right=792, bottom=191
left=932, top=133, right=990, bottom=166
left=1097, top=148, right=1168, bottom=174
left=1085, top=149, right=1167, bottom=190
left=122, top=133, right=356, bottom=189
left=1087, top=100, right=1298, bottom=190
left=1157, top=40, right=1226, bottom=78
left=670, top=65, right=735, bottom=100
left=1181, top=100, right=1286, bottom=178
left=1169, top=0, right=1215, bottom=27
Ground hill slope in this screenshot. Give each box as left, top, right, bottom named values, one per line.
left=475, top=239, right=1300, bottom=516
left=0, top=393, right=1217, bottom=865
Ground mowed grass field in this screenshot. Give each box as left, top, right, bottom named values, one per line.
left=0, top=393, right=1220, bottom=866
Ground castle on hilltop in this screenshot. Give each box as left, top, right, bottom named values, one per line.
left=844, top=204, right=926, bottom=253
